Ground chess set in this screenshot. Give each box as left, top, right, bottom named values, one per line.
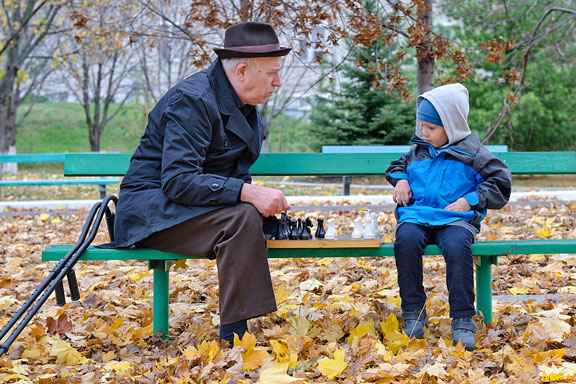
left=266, top=210, right=383, bottom=249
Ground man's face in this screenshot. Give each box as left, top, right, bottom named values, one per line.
left=236, top=57, right=283, bottom=105
left=420, top=120, right=448, bottom=148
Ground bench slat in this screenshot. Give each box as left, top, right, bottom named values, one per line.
left=42, top=239, right=576, bottom=261
left=63, top=152, right=576, bottom=177
left=0, top=179, right=119, bottom=186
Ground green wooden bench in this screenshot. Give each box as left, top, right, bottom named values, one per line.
left=0, top=153, right=120, bottom=198
left=42, top=152, right=576, bottom=337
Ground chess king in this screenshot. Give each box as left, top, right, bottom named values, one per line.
left=106, top=22, right=291, bottom=345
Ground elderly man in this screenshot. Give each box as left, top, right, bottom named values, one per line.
left=111, top=22, right=291, bottom=344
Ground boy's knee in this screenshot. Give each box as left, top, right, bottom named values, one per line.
left=395, top=225, right=426, bottom=249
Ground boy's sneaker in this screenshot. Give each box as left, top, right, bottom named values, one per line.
left=402, top=309, right=428, bottom=339
left=452, top=317, right=477, bottom=351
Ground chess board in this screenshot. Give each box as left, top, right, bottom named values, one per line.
left=266, top=234, right=383, bottom=248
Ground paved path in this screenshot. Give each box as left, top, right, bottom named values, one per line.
left=0, top=188, right=574, bottom=214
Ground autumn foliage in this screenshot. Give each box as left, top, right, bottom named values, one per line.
left=1, top=198, right=576, bottom=382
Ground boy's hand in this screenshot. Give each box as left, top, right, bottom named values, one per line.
left=393, top=179, right=412, bottom=207
left=444, top=197, right=471, bottom=212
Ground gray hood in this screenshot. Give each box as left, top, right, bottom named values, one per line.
left=416, top=83, right=471, bottom=147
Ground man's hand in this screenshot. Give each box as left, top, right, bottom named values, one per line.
left=444, top=197, right=471, bottom=212
left=393, top=179, right=412, bottom=207
left=240, top=183, right=290, bottom=217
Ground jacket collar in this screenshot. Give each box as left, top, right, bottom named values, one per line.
left=208, top=59, right=262, bottom=152
left=410, top=132, right=479, bottom=158
left=209, top=58, right=246, bottom=114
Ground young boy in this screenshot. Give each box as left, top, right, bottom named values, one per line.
left=385, top=83, right=512, bottom=350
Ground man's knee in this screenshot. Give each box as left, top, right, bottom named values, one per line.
left=227, top=203, right=263, bottom=231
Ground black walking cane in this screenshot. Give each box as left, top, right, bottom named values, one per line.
left=0, top=195, right=118, bottom=356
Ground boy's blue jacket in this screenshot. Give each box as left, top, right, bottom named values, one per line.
left=385, top=84, right=512, bottom=233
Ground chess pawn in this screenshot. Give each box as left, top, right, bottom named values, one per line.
left=363, top=215, right=376, bottom=240
left=315, top=218, right=326, bottom=239
left=325, top=218, right=338, bottom=240
left=371, top=211, right=380, bottom=236
left=289, top=219, right=299, bottom=240
left=351, top=217, right=363, bottom=239
left=300, top=218, right=313, bottom=240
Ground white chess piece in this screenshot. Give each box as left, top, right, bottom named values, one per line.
left=371, top=211, right=380, bottom=236
left=363, top=215, right=376, bottom=239
left=351, top=217, right=363, bottom=239
left=325, top=218, right=338, bottom=240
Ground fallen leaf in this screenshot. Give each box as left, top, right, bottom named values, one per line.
left=317, top=349, right=347, bottom=380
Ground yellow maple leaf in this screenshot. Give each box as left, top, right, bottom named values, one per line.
left=257, top=362, right=300, bottom=383
left=182, top=345, right=198, bottom=360
left=532, top=349, right=565, bottom=364
left=198, top=340, right=220, bottom=363
left=536, top=226, right=553, bottom=238
left=274, top=283, right=293, bottom=305
left=539, top=363, right=576, bottom=382
left=49, top=339, right=88, bottom=365
left=348, top=319, right=376, bottom=343
left=380, top=313, right=400, bottom=335
left=289, top=315, right=311, bottom=337
left=39, top=213, right=50, bottom=221
left=234, top=333, right=270, bottom=370
left=539, top=318, right=571, bottom=340
left=509, top=287, right=531, bottom=295
left=101, top=350, right=117, bottom=362
left=416, top=362, right=448, bottom=379
left=378, top=362, right=410, bottom=376
left=105, top=361, right=132, bottom=372
left=375, top=341, right=392, bottom=361
left=270, top=340, right=288, bottom=361
left=2, top=374, right=30, bottom=382
left=317, top=349, right=347, bottom=380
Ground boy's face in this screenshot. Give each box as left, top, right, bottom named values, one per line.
left=420, top=120, right=448, bottom=148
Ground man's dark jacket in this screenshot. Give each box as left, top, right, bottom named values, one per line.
left=111, top=59, right=264, bottom=248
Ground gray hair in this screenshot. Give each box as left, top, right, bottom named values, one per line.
left=221, top=57, right=260, bottom=72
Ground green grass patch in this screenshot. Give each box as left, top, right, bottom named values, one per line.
left=17, top=102, right=151, bottom=154
left=16, top=103, right=315, bottom=157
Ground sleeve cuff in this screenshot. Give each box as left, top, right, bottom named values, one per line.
left=464, top=191, right=479, bottom=207
left=389, top=173, right=408, bottom=180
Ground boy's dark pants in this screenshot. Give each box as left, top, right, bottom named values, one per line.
left=394, top=223, right=476, bottom=318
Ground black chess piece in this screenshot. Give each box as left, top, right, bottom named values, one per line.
left=297, top=218, right=303, bottom=238
left=288, top=219, right=299, bottom=240
left=300, top=218, right=313, bottom=240
left=315, top=218, right=326, bottom=239
left=276, top=211, right=289, bottom=240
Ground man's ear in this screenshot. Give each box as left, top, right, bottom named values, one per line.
left=236, top=63, right=248, bottom=82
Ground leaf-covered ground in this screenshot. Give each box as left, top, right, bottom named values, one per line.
left=1, top=194, right=576, bottom=382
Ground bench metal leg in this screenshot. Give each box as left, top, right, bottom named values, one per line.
left=475, top=255, right=496, bottom=323
left=98, top=185, right=106, bottom=199
left=342, top=176, right=352, bottom=195
left=149, top=260, right=171, bottom=338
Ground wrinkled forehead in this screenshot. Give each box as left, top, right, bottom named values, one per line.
left=253, top=56, right=283, bottom=71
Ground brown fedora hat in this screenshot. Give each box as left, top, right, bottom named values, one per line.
left=214, top=22, right=291, bottom=58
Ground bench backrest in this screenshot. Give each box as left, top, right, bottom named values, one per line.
left=0, top=152, right=120, bottom=164
left=322, top=145, right=509, bottom=153
left=64, top=152, right=576, bottom=177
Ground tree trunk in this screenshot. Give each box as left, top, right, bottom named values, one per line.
left=0, top=42, right=19, bottom=180
left=89, top=122, right=101, bottom=152
left=416, top=0, right=435, bottom=96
